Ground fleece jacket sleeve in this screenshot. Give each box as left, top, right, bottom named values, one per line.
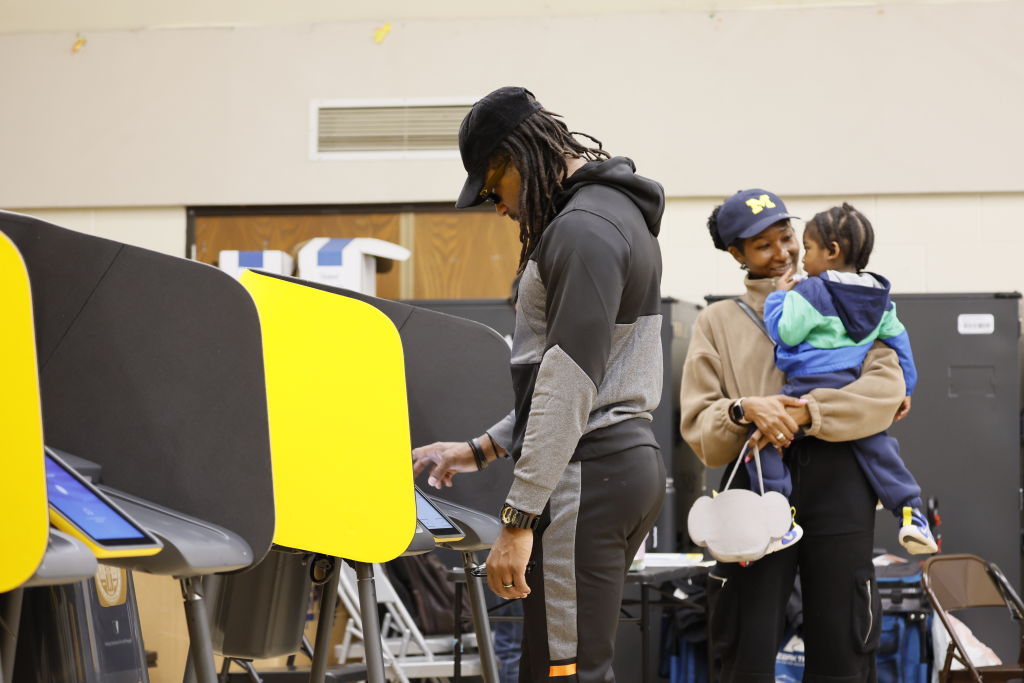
left=678, top=314, right=749, bottom=469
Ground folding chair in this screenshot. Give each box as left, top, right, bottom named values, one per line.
left=922, top=553, right=1024, bottom=682
left=336, top=562, right=483, bottom=683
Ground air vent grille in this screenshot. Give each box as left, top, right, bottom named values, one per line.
left=316, top=104, right=470, bottom=154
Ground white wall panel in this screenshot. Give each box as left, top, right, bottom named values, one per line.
left=659, top=193, right=1024, bottom=305
left=8, top=207, right=186, bottom=256
left=1, top=3, right=1021, bottom=208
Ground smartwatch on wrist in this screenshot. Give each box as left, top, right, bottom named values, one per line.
left=499, top=504, right=540, bottom=530
left=729, top=398, right=749, bottom=425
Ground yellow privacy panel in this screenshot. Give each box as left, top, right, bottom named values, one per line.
left=240, top=271, right=414, bottom=561
left=0, top=233, right=48, bottom=591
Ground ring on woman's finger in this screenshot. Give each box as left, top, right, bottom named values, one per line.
left=775, top=432, right=785, bottom=440
left=502, top=582, right=514, bottom=588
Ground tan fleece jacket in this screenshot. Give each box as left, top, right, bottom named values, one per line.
left=680, top=275, right=906, bottom=468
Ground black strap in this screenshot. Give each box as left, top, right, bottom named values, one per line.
left=734, top=298, right=774, bottom=345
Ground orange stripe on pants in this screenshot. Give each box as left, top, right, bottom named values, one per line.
left=549, top=663, right=577, bottom=677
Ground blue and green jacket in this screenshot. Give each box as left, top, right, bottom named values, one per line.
left=763, top=272, right=916, bottom=395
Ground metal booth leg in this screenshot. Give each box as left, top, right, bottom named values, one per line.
left=462, top=552, right=500, bottom=683
left=180, top=576, right=219, bottom=683
left=0, top=587, right=24, bottom=683
left=309, top=556, right=341, bottom=683
left=353, top=562, right=386, bottom=683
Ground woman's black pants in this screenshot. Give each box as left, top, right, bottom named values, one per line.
left=708, top=438, right=881, bottom=683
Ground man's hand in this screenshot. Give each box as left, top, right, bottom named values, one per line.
left=894, top=396, right=912, bottom=422
left=484, top=527, right=533, bottom=600
left=411, top=441, right=476, bottom=489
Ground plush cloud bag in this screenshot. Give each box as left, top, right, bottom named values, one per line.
left=687, top=443, right=792, bottom=563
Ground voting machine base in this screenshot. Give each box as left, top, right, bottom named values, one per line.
left=13, top=569, right=148, bottom=683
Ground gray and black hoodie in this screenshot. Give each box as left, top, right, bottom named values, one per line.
left=487, top=156, right=665, bottom=515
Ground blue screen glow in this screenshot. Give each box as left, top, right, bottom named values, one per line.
left=45, top=455, right=145, bottom=542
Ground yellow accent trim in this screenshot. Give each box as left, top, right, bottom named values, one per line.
left=240, top=272, right=415, bottom=561
left=0, top=234, right=49, bottom=591
left=549, top=663, right=577, bottom=676
left=48, top=509, right=162, bottom=559
left=902, top=506, right=912, bottom=527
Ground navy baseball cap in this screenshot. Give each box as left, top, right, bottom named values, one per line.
left=716, top=189, right=799, bottom=246
left=455, top=86, right=542, bottom=209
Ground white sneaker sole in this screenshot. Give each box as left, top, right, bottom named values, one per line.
left=899, top=527, right=938, bottom=554
left=764, top=525, right=804, bottom=555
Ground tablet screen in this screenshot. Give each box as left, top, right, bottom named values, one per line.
left=414, top=489, right=462, bottom=538
left=45, top=453, right=148, bottom=544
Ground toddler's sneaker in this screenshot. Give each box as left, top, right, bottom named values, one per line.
left=898, top=506, right=938, bottom=554
left=764, top=517, right=803, bottom=556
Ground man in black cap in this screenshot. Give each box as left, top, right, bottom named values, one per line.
left=413, top=86, right=666, bottom=681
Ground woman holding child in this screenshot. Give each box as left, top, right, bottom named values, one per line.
left=679, top=189, right=907, bottom=682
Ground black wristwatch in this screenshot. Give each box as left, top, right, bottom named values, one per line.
left=729, top=398, right=749, bottom=425
left=499, top=504, right=541, bottom=530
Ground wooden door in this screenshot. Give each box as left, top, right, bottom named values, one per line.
left=190, top=208, right=521, bottom=300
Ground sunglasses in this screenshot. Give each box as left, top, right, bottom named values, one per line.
left=478, top=160, right=509, bottom=205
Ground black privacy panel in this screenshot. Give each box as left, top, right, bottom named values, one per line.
left=0, top=212, right=275, bottom=563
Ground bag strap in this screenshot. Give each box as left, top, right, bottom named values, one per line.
left=721, top=441, right=765, bottom=495
left=734, top=298, right=774, bottom=345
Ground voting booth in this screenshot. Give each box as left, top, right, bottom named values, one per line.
left=220, top=272, right=503, bottom=683
left=252, top=275, right=513, bottom=681
left=0, top=231, right=89, bottom=683
left=0, top=232, right=49, bottom=596
left=0, top=211, right=275, bottom=683
left=0, top=230, right=147, bottom=683
left=206, top=270, right=415, bottom=682
left=3, top=212, right=507, bottom=683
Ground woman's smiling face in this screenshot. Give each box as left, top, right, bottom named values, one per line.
left=728, top=220, right=799, bottom=278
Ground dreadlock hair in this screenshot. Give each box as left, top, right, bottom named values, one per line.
left=493, top=107, right=610, bottom=271
left=807, top=202, right=875, bottom=272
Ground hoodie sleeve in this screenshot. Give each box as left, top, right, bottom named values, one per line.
left=764, top=282, right=823, bottom=348
left=875, top=302, right=917, bottom=395
left=504, top=212, right=628, bottom=515
left=486, top=411, right=516, bottom=454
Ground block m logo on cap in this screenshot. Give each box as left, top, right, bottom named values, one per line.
left=746, top=194, right=777, bottom=215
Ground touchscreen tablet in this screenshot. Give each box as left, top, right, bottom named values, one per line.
left=44, top=448, right=163, bottom=558
left=414, top=488, right=465, bottom=543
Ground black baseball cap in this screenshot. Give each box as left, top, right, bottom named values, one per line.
left=455, top=86, right=542, bottom=209
left=716, top=189, right=799, bottom=245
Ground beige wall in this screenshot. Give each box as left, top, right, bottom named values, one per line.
left=660, top=192, right=1024, bottom=304
left=3, top=2, right=1023, bottom=302
left=1, top=2, right=1022, bottom=208
left=0, top=0, right=983, bottom=33
left=8, top=207, right=186, bottom=256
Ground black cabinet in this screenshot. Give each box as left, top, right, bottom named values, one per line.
left=885, top=292, right=1022, bottom=664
